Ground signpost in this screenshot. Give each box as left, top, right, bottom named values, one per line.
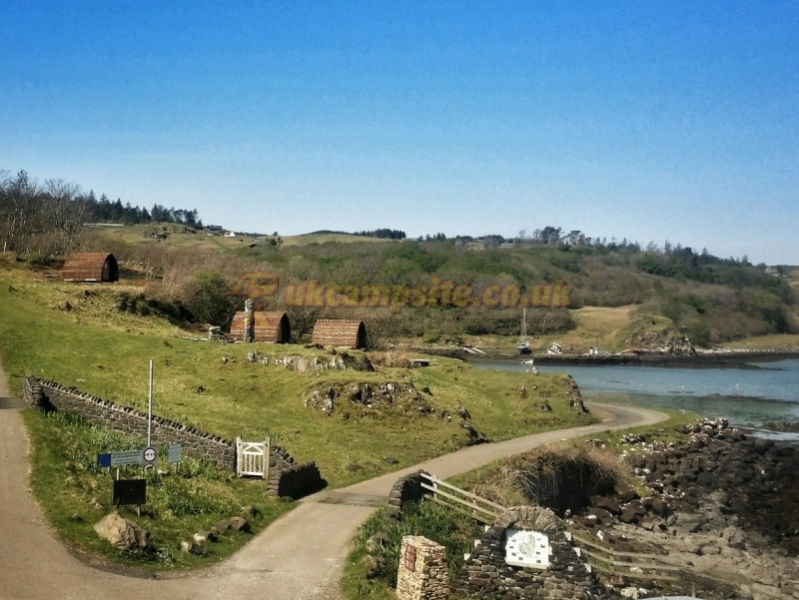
left=142, top=446, right=157, bottom=470
left=147, top=359, right=154, bottom=446
left=93, top=364, right=183, bottom=510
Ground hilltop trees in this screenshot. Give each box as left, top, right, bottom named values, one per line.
left=0, top=168, right=203, bottom=257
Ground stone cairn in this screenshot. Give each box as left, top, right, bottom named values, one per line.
left=396, top=536, right=450, bottom=600
left=243, top=298, right=255, bottom=343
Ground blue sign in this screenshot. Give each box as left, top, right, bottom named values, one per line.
left=96, top=453, right=112, bottom=468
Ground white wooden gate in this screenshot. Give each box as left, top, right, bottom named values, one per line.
left=236, top=437, right=271, bottom=479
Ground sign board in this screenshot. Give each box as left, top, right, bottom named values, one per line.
left=110, top=450, right=145, bottom=467
left=168, top=444, right=182, bottom=464
left=98, top=445, right=181, bottom=469
left=113, top=479, right=146, bottom=506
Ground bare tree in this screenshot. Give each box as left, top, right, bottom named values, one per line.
left=43, top=179, right=86, bottom=256
left=0, top=171, right=39, bottom=253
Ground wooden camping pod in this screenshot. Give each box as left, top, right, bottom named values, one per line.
left=230, top=311, right=291, bottom=343
left=61, top=253, right=119, bottom=283
left=311, top=319, right=367, bottom=349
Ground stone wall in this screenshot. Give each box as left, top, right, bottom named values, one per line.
left=453, top=506, right=601, bottom=600
left=387, top=470, right=432, bottom=519
left=396, top=536, right=449, bottom=600
left=22, top=377, right=325, bottom=498
left=23, top=377, right=236, bottom=467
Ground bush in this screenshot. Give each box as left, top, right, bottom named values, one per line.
left=185, top=271, right=239, bottom=326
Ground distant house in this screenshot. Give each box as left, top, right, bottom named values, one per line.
left=62, top=253, right=119, bottom=283
left=312, top=319, right=367, bottom=349
left=230, top=311, right=290, bottom=343
left=206, top=225, right=223, bottom=232
left=225, top=231, right=236, bottom=238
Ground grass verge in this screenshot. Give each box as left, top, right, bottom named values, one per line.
left=22, top=408, right=294, bottom=571
left=342, top=502, right=480, bottom=600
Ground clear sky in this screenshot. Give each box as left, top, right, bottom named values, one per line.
left=1, top=1, right=797, bottom=264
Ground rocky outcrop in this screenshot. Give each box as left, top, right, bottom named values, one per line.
left=572, top=418, right=799, bottom=599
left=259, top=352, right=373, bottom=372
left=304, top=380, right=489, bottom=443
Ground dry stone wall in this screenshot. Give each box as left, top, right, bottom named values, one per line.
left=22, top=377, right=324, bottom=498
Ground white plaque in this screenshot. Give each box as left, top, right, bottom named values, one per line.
left=504, top=528, right=550, bottom=568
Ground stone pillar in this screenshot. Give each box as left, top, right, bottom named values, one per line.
left=243, top=298, right=254, bottom=343
left=396, top=536, right=449, bottom=600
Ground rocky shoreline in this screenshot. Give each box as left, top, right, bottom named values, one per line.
left=414, top=345, right=799, bottom=367
left=576, top=418, right=799, bottom=600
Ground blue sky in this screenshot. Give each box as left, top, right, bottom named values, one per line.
left=1, top=1, right=797, bottom=263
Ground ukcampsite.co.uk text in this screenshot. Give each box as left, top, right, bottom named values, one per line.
left=279, top=278, right=572, bottom=312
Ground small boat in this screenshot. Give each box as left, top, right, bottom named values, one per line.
left=518, top=308, right=532, bottom=355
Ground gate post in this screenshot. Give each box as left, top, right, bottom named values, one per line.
left=396, top=536, right=449, bottom=600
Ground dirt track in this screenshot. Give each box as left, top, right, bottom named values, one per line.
left=0, top=359, right=667, bottom=600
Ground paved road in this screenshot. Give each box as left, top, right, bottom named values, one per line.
left=0, top=359, right=667, bottom=600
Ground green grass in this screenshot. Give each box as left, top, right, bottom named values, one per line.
left=0, top=264, right=594, bottom=489
left=342, top=502, right=480, bottom=600
left=21, top=408, right=295, bottom=571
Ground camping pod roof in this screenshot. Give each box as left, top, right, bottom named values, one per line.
left=62, top=253, right=119, bottom=282
left=311, top=319, right=366, bottom=349
left=230, top=311, right=291, bottom=343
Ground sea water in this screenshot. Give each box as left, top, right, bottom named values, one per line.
left=472, top=358, right=799, bottom=439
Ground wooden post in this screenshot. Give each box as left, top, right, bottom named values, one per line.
left=264, top=437, right=271, bottom=483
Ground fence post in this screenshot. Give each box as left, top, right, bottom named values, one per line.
left=235, top=437, right=241, bottom=478
left=264, top=437, right=271, bottom=484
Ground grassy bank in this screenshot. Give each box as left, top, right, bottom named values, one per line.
left=0, top=261, right=598, bottom=573
left=342, top=503, right=480, bottom=600
left=0, top=264, right=594, bottom=489
left=22, top=408, right=294, bottom=571
left=341, top=408, right=696, bottom=600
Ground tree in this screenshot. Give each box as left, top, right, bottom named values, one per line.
left=187, top=272, right=238, bottom=326
left=0, top=170, right=39, bottom=252
left=43, top=179, right=85, bottom=256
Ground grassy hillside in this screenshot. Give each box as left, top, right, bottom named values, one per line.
left=0, top=260, right=594, bottom=488
left=70, top=224, right=799, bottom=351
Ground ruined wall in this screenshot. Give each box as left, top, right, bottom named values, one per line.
left=453, top=506, right=601, bottom=600
left=22, top=377, right=324, bottom=498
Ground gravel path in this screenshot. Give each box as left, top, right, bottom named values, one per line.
left=0, top=359, right=666, bottom=600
